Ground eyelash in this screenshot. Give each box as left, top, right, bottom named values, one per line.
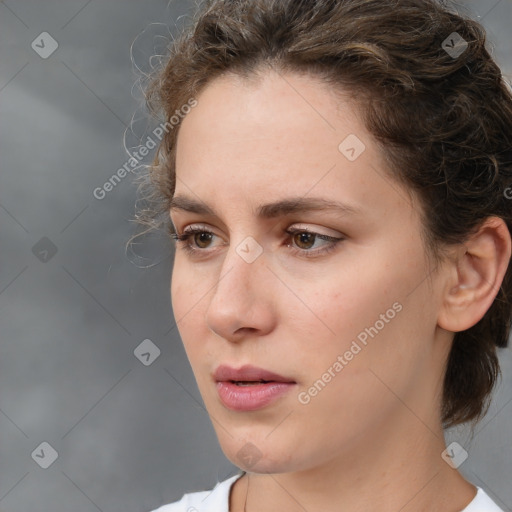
left=170, top=226, right=344, bottom=259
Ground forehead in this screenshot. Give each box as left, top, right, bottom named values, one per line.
left=177, top=71, right=364, bottom=175
left=174, top=69, right=414, bottom=224
left=178, top=69, right=362, bottom=144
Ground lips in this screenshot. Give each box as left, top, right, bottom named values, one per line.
left=213, top=364, right=296, bottom=384
left=213, top=364, right=296, bottom=411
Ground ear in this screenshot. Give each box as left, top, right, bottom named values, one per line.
left=438, top=217, right=511, bottom=333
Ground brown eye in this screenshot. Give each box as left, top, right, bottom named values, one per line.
left=172, top=226, right=344, bottom=259
left=171, top=227, right=218, bottom=255
left=193, top=231, right=213, bottom=249
left=293, top=231, right=316, bottom=250
left=285, top=227, right=345, bottom=259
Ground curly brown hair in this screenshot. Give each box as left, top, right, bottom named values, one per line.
left=139, top=0, right=512, bottom=428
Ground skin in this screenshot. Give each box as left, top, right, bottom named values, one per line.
left=169, top=68, right=511, bottom=512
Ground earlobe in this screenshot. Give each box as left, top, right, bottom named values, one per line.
left=438, top=217, right=512, bottom=333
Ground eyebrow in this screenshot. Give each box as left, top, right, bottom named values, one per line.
left=169, top=194, right=363, bottom=219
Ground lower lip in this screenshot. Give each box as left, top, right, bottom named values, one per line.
left=216, top=381, right=296, bottom=411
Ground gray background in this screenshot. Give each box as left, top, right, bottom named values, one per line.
left=0, top=1, right=511, bottom=511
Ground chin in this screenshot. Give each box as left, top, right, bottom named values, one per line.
left=219, top=437, right=301, bottom=474
left=231, top=455, right=295, bottom=474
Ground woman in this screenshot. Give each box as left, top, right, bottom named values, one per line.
left=140, top=0, right=512, bottom=510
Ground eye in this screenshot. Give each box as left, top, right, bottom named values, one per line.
left=171, top=225, right=344, bottom=259
left=171, top=225, right=219, bottom=255
left=284, top=227, right=343, bottom=258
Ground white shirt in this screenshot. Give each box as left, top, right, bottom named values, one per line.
left=149, top=472, right=505, bottom=511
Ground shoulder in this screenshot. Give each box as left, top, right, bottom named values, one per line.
left=461, top=486, right=505, bottom=512
left=148, top=472, right=245, bottom=512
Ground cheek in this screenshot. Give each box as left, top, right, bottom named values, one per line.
left=292, top=254, right=424, bottom=384
left=312, top=265, right=435, bottom=409
left=170, top=256, right=207, bottom=321
left=169, top=261, right=220, bottom=377
left=169, top=264, right=182, bottom=317
left=295, top=269, right=395, bottom=351
left=288, top=287, right=414, bottom=443
left=170, top=264, right=204, bottom=350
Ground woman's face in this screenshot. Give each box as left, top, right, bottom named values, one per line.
left=170, top=69, right=451, bottom=474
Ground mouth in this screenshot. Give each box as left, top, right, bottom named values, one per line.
left=213, top=364, right=296, bottom=384
left=213, top=364, right=297, bottom=411
left=228, top=380, right=275, bottom=386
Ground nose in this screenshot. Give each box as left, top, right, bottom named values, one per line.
left=205, top=240, right=276, bottom=342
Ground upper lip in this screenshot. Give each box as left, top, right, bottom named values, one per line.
left=213, top=364, right=296, bottom=383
